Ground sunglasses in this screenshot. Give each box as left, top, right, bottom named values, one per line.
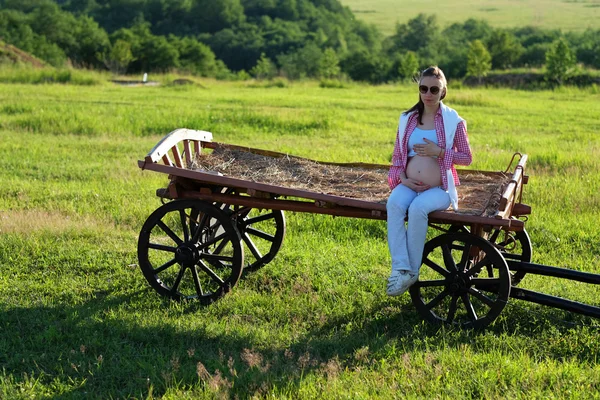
left=419, top=85, right=441, bottom=95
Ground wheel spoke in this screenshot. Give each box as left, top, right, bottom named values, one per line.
left=461, top=293, right=478, bottom=321
left=157, top=220, right=183, bottom=246
left=179, top=209, right=190, bottom=242
left=489, top=229, right=501, bottom=244
left=423, top=257, right=451, bottom=277
left=471, top=277, right=502, bottom=288
left=232, top=206, right=252, bottom=218
left=191, top=215, right=220, bottom=243
left=148, top=243, right=177, bottom=253
left=197, top=231, right=228, bottom=251
left=468, top=287, right=495, bottom=307
left=212, top=235, right=230, bottom=254
left=426, top=288, right=450, bottom=310
left=153, top=258, right=177, bottom=274
left=416, top=279, right=447, bottom=288
left=246, top=226, right=275, bottom=242
left=243, top=212, right=275, bottom=226
left=198, top=260, right=226, bottom=286
left=466, top=255, right=491, bottom=277
left=190, top=216, right=207, bottom=243
left=243, top=233, right=263, bottom=260
left=202, top=252, right=235, bottom=263
left=171, top=265, right=186, bottom=294
left=191, top=266, right=204, bottom=297
left=446, top=295, right=459, bottom=324
left=458, top=241, right=472, bottom=272
left=441, top=243, right=458, bottom=271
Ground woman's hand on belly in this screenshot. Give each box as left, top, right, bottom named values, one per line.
left=402, top=177, right=431, bottom=192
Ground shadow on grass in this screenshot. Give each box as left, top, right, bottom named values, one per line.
left=3, top=284, right=600, bottom=399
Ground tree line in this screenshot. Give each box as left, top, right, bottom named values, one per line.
left=0, top=0, right=598, bottom=84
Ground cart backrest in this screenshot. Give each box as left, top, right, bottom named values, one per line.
left=142, top=128, right=213, bottom=168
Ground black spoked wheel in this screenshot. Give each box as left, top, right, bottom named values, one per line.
left=449, top=225, right=532, bottom=285
left=488, top=229, right=531, bottom=285
left=409, top=233, right=511, bottom=330
left=212, top=189, right=286, bottom=271
left=233, top=207, right=285, bottom=271
left=138, top=200, right=244, bottom=304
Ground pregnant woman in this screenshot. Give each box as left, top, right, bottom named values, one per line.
left=386, top=66, right=473, bottom=297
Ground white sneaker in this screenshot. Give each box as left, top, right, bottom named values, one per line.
left=387, top=270, right=418, bottom=296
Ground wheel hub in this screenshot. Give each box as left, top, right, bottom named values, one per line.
left=175, top=245, right=199, bottom=267
left=448, top=273, right=471, bottom=294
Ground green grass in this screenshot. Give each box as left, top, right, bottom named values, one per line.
left=1, top=69, right=600, bottom=398
left=340, top=0, right=600, bottom=35
left=0, top=65, right=109, bottom=86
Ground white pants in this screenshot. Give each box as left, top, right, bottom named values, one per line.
left=386, top=185, right=451, bottom=274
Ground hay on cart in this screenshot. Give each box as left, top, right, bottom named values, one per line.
left=191, top=147, right=509, bottom=217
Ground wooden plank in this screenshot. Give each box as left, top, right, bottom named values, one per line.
left=168, top=181, right=179, bottom=199
left=511, top=203, right=531, bottom=216
left=174, top=188, right=524, bottom=230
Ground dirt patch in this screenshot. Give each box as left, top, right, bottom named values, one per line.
left=192, top=147, right=510, bottom=216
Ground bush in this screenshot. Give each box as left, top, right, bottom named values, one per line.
left=319, top=79, right=347, bottom=88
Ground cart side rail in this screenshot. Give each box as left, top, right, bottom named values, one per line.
left=495, top=153, right=528, bottom=219
left=141, top=128, right=213, bottom=168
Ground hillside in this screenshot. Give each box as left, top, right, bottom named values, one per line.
left=0, top=41, right=45, bottom=68
left=340, top=0, right=600, bottom=35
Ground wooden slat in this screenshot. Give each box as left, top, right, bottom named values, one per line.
left=171, top=145, right=183, bottom=168
left=161, top=153, right=173, bottom=166
left=183, top=140, right=192, bottom=167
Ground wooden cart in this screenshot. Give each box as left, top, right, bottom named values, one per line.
left=137, top=129, right=600, bottom=330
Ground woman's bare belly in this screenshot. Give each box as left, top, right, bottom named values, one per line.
left=406, top=156, right=442, bottom=187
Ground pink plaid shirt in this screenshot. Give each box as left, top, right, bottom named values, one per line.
left=388, top=107, right=472, bottom=191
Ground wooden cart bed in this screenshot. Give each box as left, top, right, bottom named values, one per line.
left=138, top=129, right=529, bottom=230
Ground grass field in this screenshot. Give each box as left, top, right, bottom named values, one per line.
left=340, top=0, right=600, bottom=35
left=1, top=69, right=600, bottom=398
